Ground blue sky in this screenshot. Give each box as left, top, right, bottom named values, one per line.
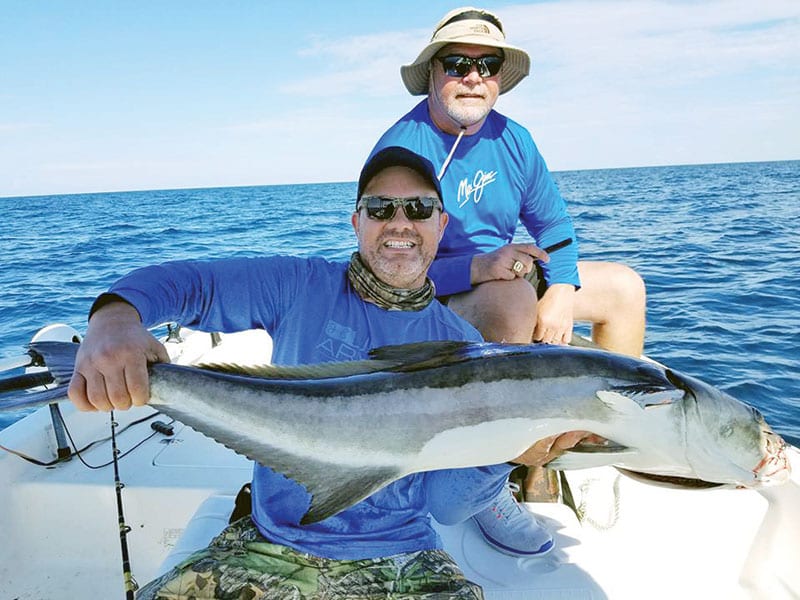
left=1, top=0, right=798, bottom=197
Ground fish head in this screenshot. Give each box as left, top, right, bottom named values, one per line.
left=667, top=369, right=791, bottom=488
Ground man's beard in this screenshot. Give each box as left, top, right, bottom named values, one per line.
left=445, top=98, right=491, bottom=128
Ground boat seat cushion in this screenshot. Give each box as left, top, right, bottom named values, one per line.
left=157, top=494, right=234, bottom=575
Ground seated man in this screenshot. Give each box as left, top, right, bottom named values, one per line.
left=371, top=7, right=645, bottom=556
left=68, top=146, right=586, bottom=599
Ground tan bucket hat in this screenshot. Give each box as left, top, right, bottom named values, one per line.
left=401, top=6, right=531, bottom=96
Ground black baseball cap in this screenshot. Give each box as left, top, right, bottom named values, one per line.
left=357, top=146, right=443, bottom=204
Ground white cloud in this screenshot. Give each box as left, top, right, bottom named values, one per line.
left=506, top=0, right=799, bottom=86
left=279, top=30, right=424, bottom=98
left=261, top=0, right=799, bottom=172
left=495, top=0, right=800, bottom=168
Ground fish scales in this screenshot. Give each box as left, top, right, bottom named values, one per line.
left=150, top=351, right=650, bottom=464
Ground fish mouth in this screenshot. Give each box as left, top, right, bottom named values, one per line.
left=753, top=435, right=792, bottom=484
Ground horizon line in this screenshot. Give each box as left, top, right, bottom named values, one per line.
left=2, top=157, right=797, bottom=201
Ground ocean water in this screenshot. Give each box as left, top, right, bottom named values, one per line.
left=1, top=161, right=798, bottom=445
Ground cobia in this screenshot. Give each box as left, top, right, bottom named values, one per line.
left=1, top=340, right=790, bottom=524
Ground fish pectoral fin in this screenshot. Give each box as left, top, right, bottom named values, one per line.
left=295, top=465, right=405, bottom=525
left=547, top=446, right=637, bottom=470
left=568, top=439, right=629, bottom=454
left=597, top=385, right=684, bottom=412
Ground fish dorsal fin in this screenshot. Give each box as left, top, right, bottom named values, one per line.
left=368, top=340, right=487, bottom=371
left=199, top=341, right=494, bottom=380
left=195, top=358, right=400, bottom=380
left=597, top=384, right=684, bottom=412
left=200, top=340, right=496, bottom=378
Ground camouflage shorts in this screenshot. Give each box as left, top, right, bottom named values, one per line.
left=136, top=517, right=484, bottom=599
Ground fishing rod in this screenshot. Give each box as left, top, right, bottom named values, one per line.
left=110, top=410, right=138, bottom=599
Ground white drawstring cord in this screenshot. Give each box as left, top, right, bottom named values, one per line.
left=437, top=127, right=467, bottom=180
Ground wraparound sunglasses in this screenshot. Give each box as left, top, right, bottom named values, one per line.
left=436, top=54, right=504, bottom=78
left=357, top=196, right=442, bottom=221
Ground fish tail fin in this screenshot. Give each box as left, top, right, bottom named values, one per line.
left=0, top=342, right=77, bottom=412
left=29, top=341, right=79, bottom=384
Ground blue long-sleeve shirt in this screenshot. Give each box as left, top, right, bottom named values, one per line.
left=108, top=255, right=514, bottom=559
left=372, top=100, right=581, bottom=296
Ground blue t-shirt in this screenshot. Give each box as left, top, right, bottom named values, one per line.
left=109, top=255, right=513, bottom=559
left=372, top=100, right=581, bottom=296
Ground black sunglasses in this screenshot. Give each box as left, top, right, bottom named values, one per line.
left=436, top=54, right=504, bottom=78
left=357, top=196, right=442, bottom=221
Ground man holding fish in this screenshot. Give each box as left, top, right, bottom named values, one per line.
left=68, top=146, right=588, bottom=599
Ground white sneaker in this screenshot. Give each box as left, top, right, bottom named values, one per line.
left=473, top=484, right=554, bottom=557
